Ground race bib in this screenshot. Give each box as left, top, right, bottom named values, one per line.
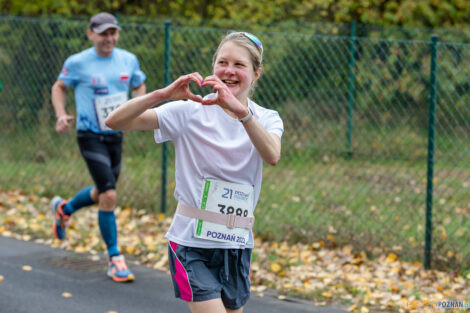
left=195, top=179, right=254, bottom=245
left=94, top=92, right=127, bottom=131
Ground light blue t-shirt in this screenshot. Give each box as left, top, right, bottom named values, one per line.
left=58, top=47, right=146, bottom=134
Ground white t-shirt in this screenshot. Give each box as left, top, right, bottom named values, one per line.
left=154, top=96, right=284, bottom=249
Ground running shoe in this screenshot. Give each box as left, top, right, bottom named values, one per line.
left=107, top=255, right=135, bottom=282
left=50, top=196, right=71, bottom=240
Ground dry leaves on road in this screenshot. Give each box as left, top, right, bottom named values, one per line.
left=61, top=292, right=73, bottom=298
left=1, top=189, right=469, bottom=312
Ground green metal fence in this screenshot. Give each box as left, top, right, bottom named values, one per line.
left=0, top=16, right=469, bottom=271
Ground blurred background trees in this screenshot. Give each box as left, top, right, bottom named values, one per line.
left=1, top=0, right=470, bottom=28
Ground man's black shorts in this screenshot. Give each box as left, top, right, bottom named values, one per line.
left=77, top=130, right=123, bottom=194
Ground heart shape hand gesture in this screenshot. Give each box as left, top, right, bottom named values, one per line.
left=161, top=72, right=205, bottom=103
left=162, top=72, right=247, bottom=119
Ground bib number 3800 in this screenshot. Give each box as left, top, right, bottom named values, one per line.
left=195, top=180, right=254, bottom=245
left=94, top=92, right=127, bottom=131
left=218, top=204, right=248, bottom=217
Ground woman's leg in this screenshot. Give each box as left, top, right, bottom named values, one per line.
left=187, top=299, right=229, bottom=313
left=187, top=298, right=244, bottom=313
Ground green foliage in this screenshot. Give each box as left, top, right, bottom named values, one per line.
left=1, top=16, right=469, bottom=144
left=2, top=0, right=470, bottom=29
left=0, top=16, right=87, bottom=128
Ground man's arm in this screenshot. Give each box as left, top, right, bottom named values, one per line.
left=51, top=80, right=74, bottom=134
left=131, top=83, right=146, bottom=98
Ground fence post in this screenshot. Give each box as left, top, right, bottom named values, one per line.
left=346, top=21, right=356, bottom=159
left=424, top=34, right=438, bottom=270
left=161, top=20, right=171, bottom=214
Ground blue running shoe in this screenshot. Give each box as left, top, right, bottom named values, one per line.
left=50, top=196, right=71, bottom=240
left=107, top=255, right=135, bottom=282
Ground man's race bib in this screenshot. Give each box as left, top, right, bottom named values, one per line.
left=94, top=92, right=127, bottom=131
left=195, top=179, right=254, bottom=245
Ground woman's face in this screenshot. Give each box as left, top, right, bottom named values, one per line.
left=213, top=41, right=260, bottom=102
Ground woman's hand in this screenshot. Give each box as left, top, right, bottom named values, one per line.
left=161, top=72, right=204, bottom=103
left=201, top=75, right=248, bottom=119
left=106, top=72, right=205, bottom=131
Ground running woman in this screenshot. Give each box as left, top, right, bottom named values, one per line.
left=50, top=12, right=146, bottom=282
left=106, top=32, right=283, bottom=312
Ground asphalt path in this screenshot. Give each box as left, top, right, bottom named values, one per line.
left=0, top=236, right=349, bottom=313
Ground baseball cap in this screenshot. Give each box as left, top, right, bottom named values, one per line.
left=89, top=12, right=121, bottom=34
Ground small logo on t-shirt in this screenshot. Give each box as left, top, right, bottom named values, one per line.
left=91, top=75, right=106, bottom=86
left=120, top=73, right=129, bottom=84
left=94, top=87, right=109, bottom=95
left=61, top=66, right=69, bottom=77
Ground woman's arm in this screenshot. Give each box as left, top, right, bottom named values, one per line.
left=105, top=90, right=164, bottom=131
left=106, top=73, right=204, bottom=131
left=242, top=118, right=281, bottom=166
left=201, top=75, right=282, bottom=166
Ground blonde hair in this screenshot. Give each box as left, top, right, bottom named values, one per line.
left=212, top=32, right=264, bottom=95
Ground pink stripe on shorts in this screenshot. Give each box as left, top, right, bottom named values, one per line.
left=169, top=241, right=193, bottom=301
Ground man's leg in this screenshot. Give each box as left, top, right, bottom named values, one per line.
left=51, top=186, right=98, bottom=240
left=98, top=188, right=134, bottom=282
left=97, top=189, right=119, bottom=257
left=62, top=186, right=98, bottom=215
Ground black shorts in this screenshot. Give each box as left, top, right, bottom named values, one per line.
left=168, top=241, right=252, bottom=310
left=77, top=131, right=123, bottom=194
